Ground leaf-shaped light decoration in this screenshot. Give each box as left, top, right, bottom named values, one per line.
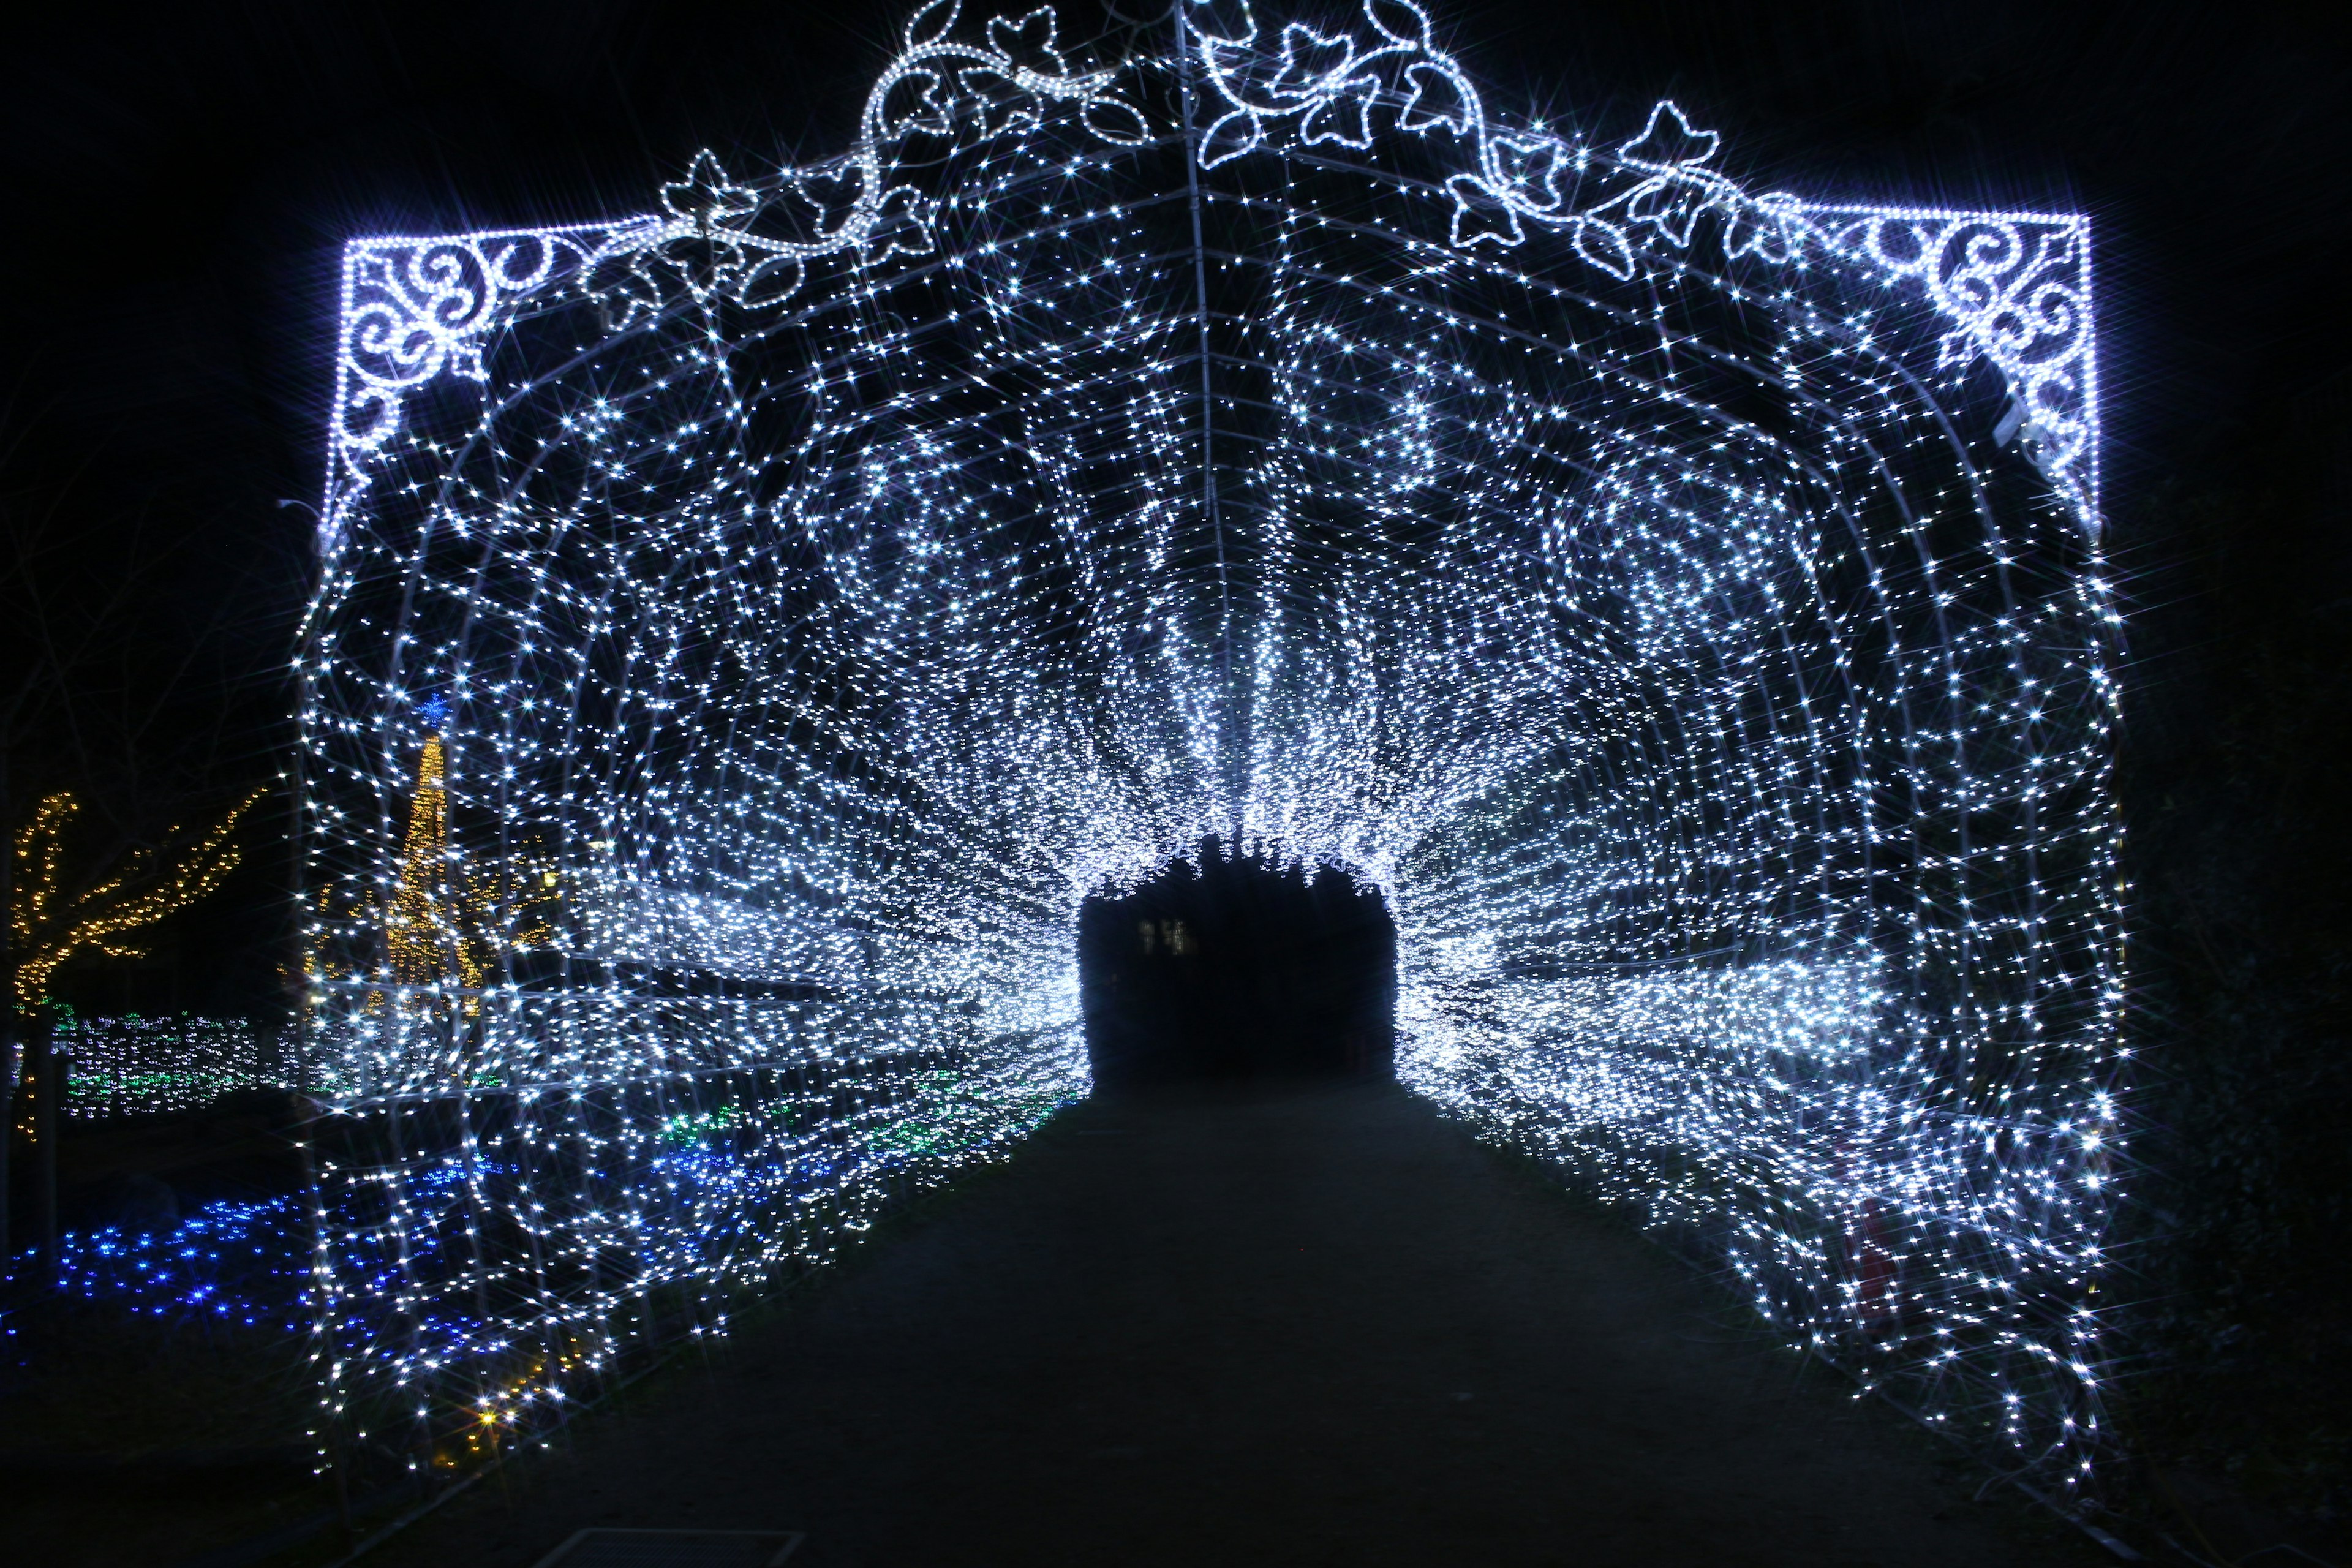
left=1270, top=21, right=1353, bottom=100
left=679, top=230, right=756, bottom=304
left=1200, top=108, right=1264, bottom=168
left=736, top=254, right=804, bottom=311
left=1446, top=175, right=1522, bottom=250
left=903, top=0, right=959, bottom=47
left=1300, top=75, right=1380, bottom=150
left=956, top=66, right=1030, bottom=136
left=1617, top=100, right=1719, bottom=173
left=660, top=150, right=759, bottom=230
left=1573, top=216, right=1637, bottom=279
left=1492, top=134, right=1569, bottom=215
left=1183, top=0, right=1258, bottom=48
left=987, top=7, right=1065, bottom=76
left=1724, top=192, right=1811, bottom=265
left=583, top=244, right=669, bottom=332
left=1365, top=0, right=1431, bottom=46
left=789, top=163, right=867, bottom=243
left=1082, top=97, right=1153, bottom=146
left=1625, top=175, right=1708, bottom=248
left=1399, top=62, right=1472, bottom=137
left=881, top=66, right=954, bottom=139
left=862, top=186, right=935, bottom=263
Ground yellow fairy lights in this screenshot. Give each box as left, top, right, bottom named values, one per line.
left=11, top=788, right=264, bottom=1010
left=297, top=0, right=2121, bottom=1496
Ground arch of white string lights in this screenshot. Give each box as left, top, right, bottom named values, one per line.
left=298, top=0, right=2120, bottom=1490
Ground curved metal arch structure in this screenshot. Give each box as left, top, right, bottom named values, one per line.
left=300, top=0, right=2120, bottom=1491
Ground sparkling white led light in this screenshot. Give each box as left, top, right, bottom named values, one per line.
left=300, top=0, right=2120, bottom=1491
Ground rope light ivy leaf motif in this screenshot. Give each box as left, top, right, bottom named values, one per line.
left=1397, top=61, right=1472, bottom=137
left=1271, top=24, right=1378, bottom=149
left=1606, top=102, right=1727, bottom=247
left=573, top=0, right=1134, bottom=322
left=1722, top=189, right=1812, bottom=266
left=321, top=1, right=1144, bottom=547
left=1183, top=0, right=2097, bottom=521
left=1191, top=0, right=1725, bottom=271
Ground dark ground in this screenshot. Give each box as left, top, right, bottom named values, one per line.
left=371, top=1083, right=2107, bottom=1568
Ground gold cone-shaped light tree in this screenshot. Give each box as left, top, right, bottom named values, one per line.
left=383, top=708, right=556, bottom=1006
left=386, top=726, right=459, bottom=990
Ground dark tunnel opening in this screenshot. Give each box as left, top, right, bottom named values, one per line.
left=1077, top=839, right=1398, bottom=1090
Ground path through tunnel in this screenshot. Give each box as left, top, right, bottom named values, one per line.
left=1079, top=840, right=1396, bottom=1088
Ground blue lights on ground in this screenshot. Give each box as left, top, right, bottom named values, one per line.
left=40, top=1193, right=312, bottom=1333
left=18, top=1136, right=946, bottom=1362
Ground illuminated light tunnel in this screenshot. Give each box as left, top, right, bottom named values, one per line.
left=298, top=0, right=2120, bottom=1491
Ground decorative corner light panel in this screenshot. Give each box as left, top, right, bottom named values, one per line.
left=301, top=0, right=2119, bottom=1489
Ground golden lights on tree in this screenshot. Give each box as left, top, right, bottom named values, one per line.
left=10, top=788, right=264, bottom=1011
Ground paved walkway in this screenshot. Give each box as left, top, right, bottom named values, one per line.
left=377, top=1083, right=2103, bottom=1567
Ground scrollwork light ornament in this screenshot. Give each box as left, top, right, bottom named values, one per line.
left=1814, top=209, right=2098, bottom=513
left=331, top=226, right=612, bottom=500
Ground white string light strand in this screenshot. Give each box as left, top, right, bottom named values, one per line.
left=298, top=0, right=2120, bottom=1494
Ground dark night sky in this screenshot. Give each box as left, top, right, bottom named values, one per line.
left=3, top=0, right=2347, bottom=1009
